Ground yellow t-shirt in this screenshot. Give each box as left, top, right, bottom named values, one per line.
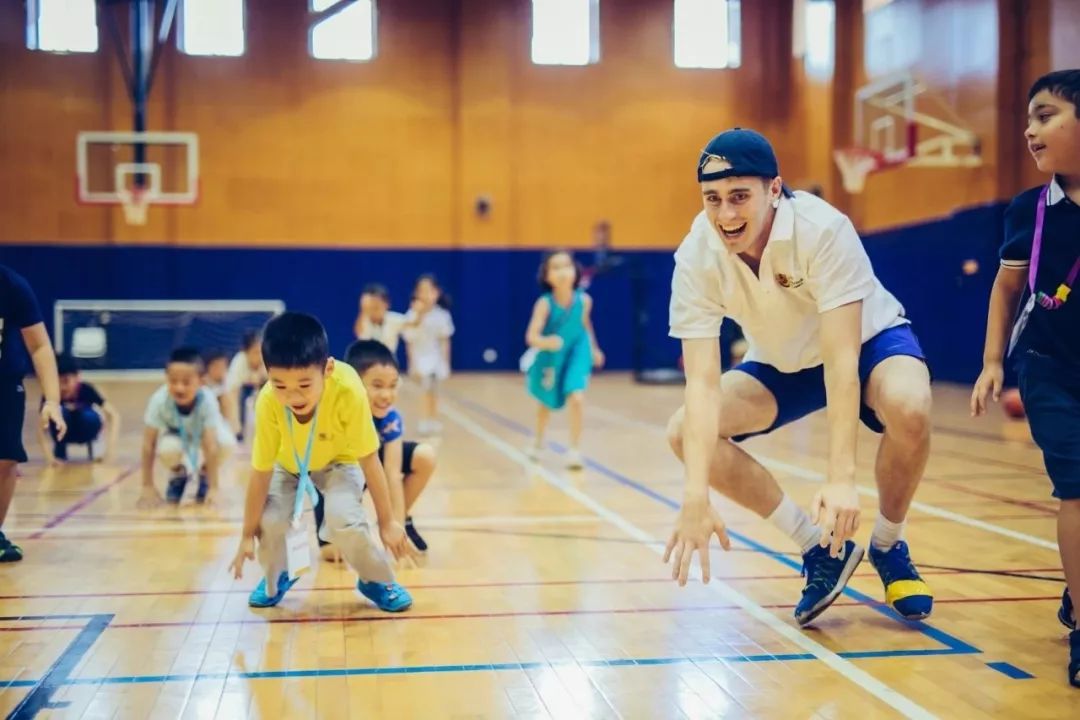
left=251, top=360, right=380, bottom=473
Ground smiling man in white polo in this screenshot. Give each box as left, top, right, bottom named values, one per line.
left=662, top=128, right=934, bottom=627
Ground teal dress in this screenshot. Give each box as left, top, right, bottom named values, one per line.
left=526, top=291, right=593, bottom=410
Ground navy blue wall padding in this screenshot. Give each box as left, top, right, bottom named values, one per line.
left=0, top=201, right=1008, bottom=382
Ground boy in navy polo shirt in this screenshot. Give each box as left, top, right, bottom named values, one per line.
left=972, top=68, right=1080, bottom=687
left=314, top=340, right=437, bottom=560
left=0, top=263, right=66, bottom=561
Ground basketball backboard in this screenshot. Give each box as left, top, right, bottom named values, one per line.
left=75, top=131, right=199, bottom=224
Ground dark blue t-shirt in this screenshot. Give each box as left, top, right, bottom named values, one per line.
left=0, top=264, right=43, bottom=381
left=373, top=408, right=404, bottom=445
left=1001, top=180, right=1080, bottom=367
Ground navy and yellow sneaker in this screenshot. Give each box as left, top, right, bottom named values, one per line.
left=165, top=472, right=188, bottom=504
left=1060, top=587, right=1076, bottom=630
left=0, top=531, right=23, bottom=563
left=868, top=540, right=933, bottom=620
left=794, top=540, right=865, bottom=627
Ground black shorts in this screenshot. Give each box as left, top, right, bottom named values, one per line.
left=378, top=440, right=417, bottom=477
left=1018, top=350, right=1080, bottom=500
left=0, top=382, right=27, bottom=463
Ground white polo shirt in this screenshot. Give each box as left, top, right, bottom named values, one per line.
left=668, top=191, right=908, bottom=373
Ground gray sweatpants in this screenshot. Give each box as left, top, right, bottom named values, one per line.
left=258, top=462, right=395, bottom=596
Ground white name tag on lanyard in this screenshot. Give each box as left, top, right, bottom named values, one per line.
left=286, top=519, right=312, bottom=579
left=1007, top=293, right=1037, bottom=357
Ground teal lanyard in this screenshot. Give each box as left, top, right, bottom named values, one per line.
left=285, top=405, right=321, bottom=524
left=174, top=397, right=203, bottom=471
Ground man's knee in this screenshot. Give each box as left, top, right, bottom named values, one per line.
left=567, top=392, right=584, bottom=409
left=879, top=384, right=932, bottom=442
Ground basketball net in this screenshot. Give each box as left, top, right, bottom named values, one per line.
left=833, top=147, right=882, bottom=194
left=117, top=187, right=150, bottom=225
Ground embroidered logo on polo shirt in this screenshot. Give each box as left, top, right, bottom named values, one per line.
left=318, top=432, right=332, bottom=442
left=775, top=273, right=805, bottom=289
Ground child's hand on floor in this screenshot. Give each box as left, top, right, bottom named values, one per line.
left=229, top=537, right=256, bottom=579
left=136, top=485, right=164, bottom=510
left=379, top=520, right=418, bottom=562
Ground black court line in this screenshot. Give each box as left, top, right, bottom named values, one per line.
left=5, top=614, right=113, bottom=720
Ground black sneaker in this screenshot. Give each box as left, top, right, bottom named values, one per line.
left=405, top=516, right=428, bottom=552
left=195, top=473, right=210, bottom=503
left=1070, top=630, right=1080, bottom=688
left=1061, top=587, right=1076, bottom=630
left=165, top=473, right=188, bottom=504
left=0, top=531, right=23, bottom=563
left=794, top=540, right=864, bottom=627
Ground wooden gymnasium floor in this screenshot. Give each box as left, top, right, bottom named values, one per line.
left=4, top=373, right=1080, bottom=719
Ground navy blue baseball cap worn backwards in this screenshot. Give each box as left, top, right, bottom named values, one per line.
left=697, top=128, right=794, bottom=197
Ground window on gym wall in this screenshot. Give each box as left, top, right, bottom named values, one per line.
left=310, top=0, right=377, bottom=62
left=531, top=0, right=600, bottom=66
left=26, top=0, right=99, bottom=53
left=792, top=0, right=834, bottom=77
left=673, top=0, right=741, bottom=69
left=179, top=0, right=245, bottom=57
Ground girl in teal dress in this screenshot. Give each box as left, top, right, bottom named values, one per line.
left=523, top=250, right=605, bottom=469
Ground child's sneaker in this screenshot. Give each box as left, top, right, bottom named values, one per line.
left=0, top=531, right=24, bottom=563
left=195, top=473, right=210, bottom=503
left=165, top=473, right=188, bottom=504
left=248, top=571, right=297, bottom=608
left=794, top=540, right=864, bottom=626
left=1060, top=587, right=1076, bottom=630
left=868, top=540, right=933, bottom=620
left=358, top=580, right=413, bottom=612
left=1070, top=630, right=1080, bottom=688
left=405, top=516, right=428, bottom=552
left=565, top=449, right=584, bottom=470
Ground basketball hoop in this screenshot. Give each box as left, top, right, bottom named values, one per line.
left=117, top=187, right=151, bottom=225
left=833, top=147, right=883, bottom=194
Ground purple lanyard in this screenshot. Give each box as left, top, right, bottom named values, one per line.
left=1029, top=184, right=1080, bottom=309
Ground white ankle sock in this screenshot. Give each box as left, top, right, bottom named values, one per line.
left=871, top=514, right=905, bottom=551
left=768, top=494, right=822, bottom=554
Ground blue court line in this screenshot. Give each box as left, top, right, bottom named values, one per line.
left=452, top=395, right=981, bottom=659
left=0, top=646, right=977, bottom=689
left=0, top=397, right=1028, bottom=691
left=986, top=661, right=1035, bottom=679
left=4, top=613, right=113, bottom=720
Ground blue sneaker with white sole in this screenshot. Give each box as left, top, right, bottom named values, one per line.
left=248, top=571, right=297, bottom=608
left=868, top=540, right=933, bottom=620
left=794, top=540, right=864, bottom=627
left=358, top=581, right=413, bottom=612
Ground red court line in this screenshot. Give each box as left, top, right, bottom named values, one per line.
left=0, top=595, right=1061, bottom=632
left=0, top=567, right=1062, bottom=601
left=27, top=465, right=139, bottom=540
left=930, top=479, right=1058, bottom=517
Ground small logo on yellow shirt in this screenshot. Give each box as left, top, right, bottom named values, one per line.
left=775, top=273, right=805, bottom=289
left=318, top=432, right=332, bottom=442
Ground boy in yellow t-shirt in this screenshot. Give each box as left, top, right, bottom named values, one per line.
left=228, top=312, right=414, bottom=611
